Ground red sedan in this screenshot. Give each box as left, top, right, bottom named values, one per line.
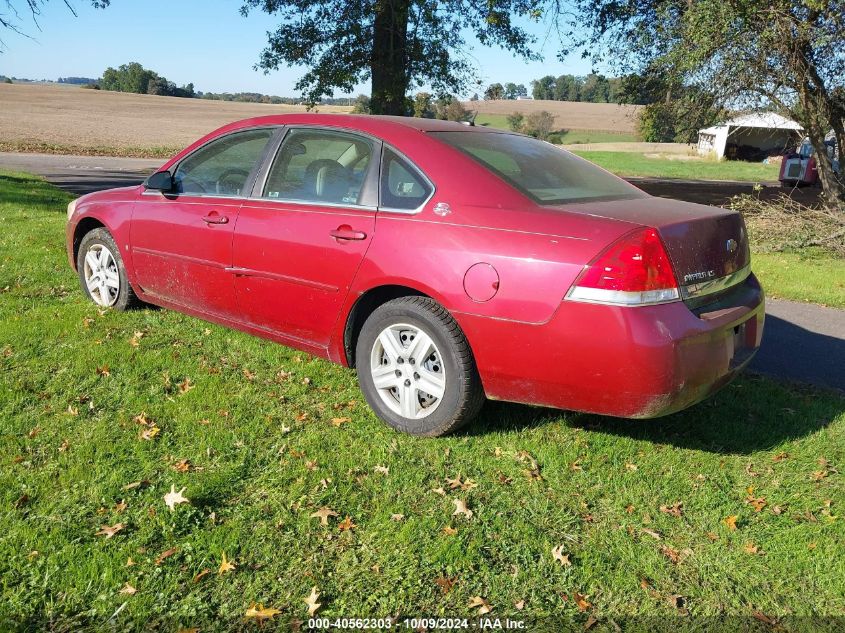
left=66, top=114, right=764, bottom=436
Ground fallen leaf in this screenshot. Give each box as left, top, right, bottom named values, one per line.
left=338, top=515, right=357, bottom=531
left=452, top=499, right=473, bottom=519
left=178, top=378, right=194, bottom=394
left=584, top=616, right=598, bottom=630
left=390, top=513, right=405, bottom=521
left=304, top=586, right=322, bottom=616
left=812, top=470, right=829, bottom=481
left=772, top=452, right=789, bottom=462
left=706, top=532, right=719, bottom=541
left=641, top=528, right=662, bottom=540
left=155, top=547, right=179, bottom=565
left=177, top=628, right=200, bottom=633
left=435, top=576, right=456, bottom=594
left=219, top=551, right=236, bottom=575
left=139, top=425, right=160, bottom=441
left=661, top=545, right=681, bottom=564
left=242, top=368, right=256, bottom=380
left=747, top=496, right=767, bottom=512
left=625, top=463, right=638, bottom=471
left=58, top=439, right=70, bottom=452
left=193, top=568, right=211, bottom=583
left=164, top=485, right=190, bottom=512
left=659, top=502, right=683, bottom=518
left=114, top=500, right=127, bottom=513
left=468, top=596, right=493, bottom=615
left=310, top=507, right=338, bottom=526
left=573, top=593, right=592, bottom=612
left=245, top=603, right=282, bottom=621
left=431, top=487, right=446, bottom=496
left=95, top=523, right=125, bottom=539
left=752, top=612, right=779, bottom=627
left=771, top=505, right=784, bottom=515
left=67, top=405, right=79, bottom=416
left=27, top=427, right=41, bottom=439
left=123, top=480, right=149, bottom=491
left=119, top=583, right=137, bottom=596
left=27, top=550, right=38, bottom=560
left=331, top=417, right=351, bottom=427
left=514, top=599, right=525, bottom=610
left=442, top=525, right=458, bottom=536
left=551, top=545, right=572, bottom=566
left=744, top=542, right=759, bottom=554
left=129, top=331, right=144, bottom=347
left=96, top=365, right=110, bottom=377
left=172, top=459, right=191, bottom=473
left=724, top=515, right=738, bottom=531
left=126, top=557, right=135, bottom=567
left=374, top=465, right=389, bottom=475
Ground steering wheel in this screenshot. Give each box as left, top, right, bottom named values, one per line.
left=176, top=173, right=208, bottom=194
left=216, top=168, right=250, bottom=195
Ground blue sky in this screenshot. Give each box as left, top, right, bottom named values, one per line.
left=0, top=0, right=597, bottom=96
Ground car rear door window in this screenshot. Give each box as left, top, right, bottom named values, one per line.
left=380, top=148, right=432, bottom=210
left=262, top=129, right=373, bottom=205
left=173, top=129, right=274, bottom=196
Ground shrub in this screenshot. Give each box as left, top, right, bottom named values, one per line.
left=506, top=112, right=524, bottom=132
left=522, top=111, right=555, bottom=140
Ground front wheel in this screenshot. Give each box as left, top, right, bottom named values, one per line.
left=76, top=228, right=140, bottom=311
left=355, top=296, right=485, bottom=436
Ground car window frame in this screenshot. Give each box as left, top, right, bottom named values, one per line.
left=377, top=144, right=436, bottom=215
left=143, top=126, right=283, bottom=200
left=252, top=125, right=382, bottom=209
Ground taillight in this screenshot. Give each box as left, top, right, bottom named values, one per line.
left=566, top=227, right=680, bottom=306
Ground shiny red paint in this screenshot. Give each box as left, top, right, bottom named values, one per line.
left=66, top=114, right=764, bottom=419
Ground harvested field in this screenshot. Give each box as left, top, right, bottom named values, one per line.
left=464, top=99, right=641, bottom=133
left=0, top=83, right=351, bottom=152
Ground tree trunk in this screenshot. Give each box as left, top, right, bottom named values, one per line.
left=370, top=0, right=410, bottom=115
left=805, top=124, right=842, bottom=203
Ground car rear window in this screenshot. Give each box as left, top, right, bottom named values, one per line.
left=430, top=131, right=646, bottom=205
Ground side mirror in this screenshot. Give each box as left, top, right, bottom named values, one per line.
left=144, top=170, right=174, bottom=192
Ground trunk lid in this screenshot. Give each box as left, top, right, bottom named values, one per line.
left=552, top=196, right=750, bottom=287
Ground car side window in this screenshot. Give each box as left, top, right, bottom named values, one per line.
left=173, top=129, right=274, bottom=196
left=380, top=148, right=432, bottom=210
left=263, top=129, right=373, bottom=205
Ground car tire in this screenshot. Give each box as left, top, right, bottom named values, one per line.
left=355, top=296, right=485, bottom=436
left=76, top=228, right=141, bottom=311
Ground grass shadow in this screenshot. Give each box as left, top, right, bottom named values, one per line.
left=467, top=374, right=843, bottom=455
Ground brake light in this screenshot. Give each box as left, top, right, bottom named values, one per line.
left=566, top=227, right=680, bottom=306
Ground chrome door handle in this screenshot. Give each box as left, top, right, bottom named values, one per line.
left=202, top=213, right=229, bottom=225
left=330, top=225, right=367, bottom=240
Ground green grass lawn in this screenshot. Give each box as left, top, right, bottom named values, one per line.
left=573, top=151, right=781, bottom=182
left=2, top=172, right=845, bottom=630
left=753, top=250, right=845, bottom=308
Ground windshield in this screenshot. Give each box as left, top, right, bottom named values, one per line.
left=430, top=131, right=646, bottom=205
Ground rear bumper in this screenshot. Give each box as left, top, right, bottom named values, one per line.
left=460, top=274, right=765, bottom=418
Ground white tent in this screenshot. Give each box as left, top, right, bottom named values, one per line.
left=697, top=113, right=804, bottom=159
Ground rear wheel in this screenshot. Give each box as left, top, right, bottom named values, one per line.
left=355, top=296, right=485, bottom=436
left=76, top=228, right=140, bottom=311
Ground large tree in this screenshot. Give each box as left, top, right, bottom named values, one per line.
left=241, top=0, right=541, bottom=114
left=569, top=0, right=845, bottom=201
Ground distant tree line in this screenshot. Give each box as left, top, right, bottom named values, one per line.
left=482, top=82, right=528, bottom=100
left=98, top=62, right=195, bottom=98
left=57, top=76, right=98, bottom=85
left=529, top=74, right=625, bottom=103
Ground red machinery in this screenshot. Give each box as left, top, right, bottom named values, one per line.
left=779, top=137, right=840, bottom=186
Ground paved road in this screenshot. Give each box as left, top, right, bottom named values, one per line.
left=2, top=152, right=843, bottom=392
